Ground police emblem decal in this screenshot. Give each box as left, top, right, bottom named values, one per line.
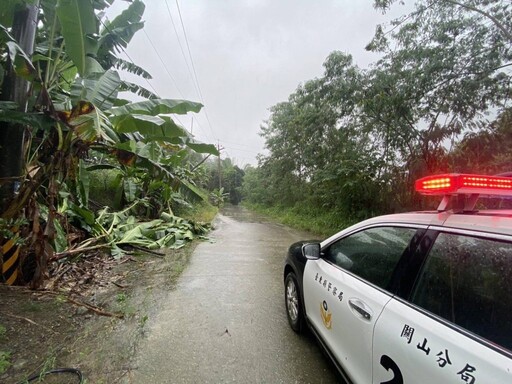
left=320, top=300, right=332, bottom=329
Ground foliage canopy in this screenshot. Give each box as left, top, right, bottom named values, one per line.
left=245, top=0, right=512, bottom=230
left=0, top=0, right=218, bottom=287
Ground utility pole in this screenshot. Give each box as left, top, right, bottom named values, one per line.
left=0, top=2, right=39, bottom=285
left=217, top=141, right=222, bottom=190
left=0, top=2, right=39, bottom=214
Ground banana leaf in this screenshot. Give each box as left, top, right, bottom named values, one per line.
left=71, top=70, right=122, bottom=110
left=107, top=99, right=203, bottom=117
left=0, top=109, right=53, bottom=130
left=114, top=58, right=152, bottom=79
left=56, top=0, right=98, bottom=76
left=99, top=0, right=144, bottom=51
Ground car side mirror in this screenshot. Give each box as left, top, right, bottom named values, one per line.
left=302, top=243, right=321, bottom=260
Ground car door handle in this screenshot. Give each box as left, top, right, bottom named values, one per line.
left=348, top=298, right=373, bottom=320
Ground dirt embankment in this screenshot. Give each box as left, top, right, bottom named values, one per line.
left=0, top=243, right=198, bottom=383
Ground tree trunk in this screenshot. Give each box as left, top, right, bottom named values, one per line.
left=0, top=2, right=39, bottom=214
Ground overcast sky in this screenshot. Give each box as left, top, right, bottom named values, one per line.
left=107, top=0, right=408, bottom=167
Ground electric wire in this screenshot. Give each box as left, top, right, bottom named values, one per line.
left=162, top=0, right=214, bottom=142
left=174, top=0, right=218, bottom=141
left=101, top=16, right=190, bottom=129
left=99, top=18, right=160, bottom=98
left=108, top=3, right=223, bottom=154
left=220, top=139, right=263, bottom=152
left=142, top=28, right=185, bottom=99
left=137, top=10, right=215, bottom=138
left=164, top=0, right=200, bottom=100
left=174, top=0, right=204, bottom=102
left=223, top=145, right=261, bottom=154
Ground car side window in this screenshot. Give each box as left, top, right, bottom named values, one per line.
left=323, top=226, right=417, bottom=289
left=411, top=233, right=512, bottom=352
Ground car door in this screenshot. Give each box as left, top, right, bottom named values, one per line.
left=373, top=230, right=512, bottom=383
left=303, top=225, right=420, bottom=383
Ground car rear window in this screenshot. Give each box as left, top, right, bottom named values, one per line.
left=411, top=232, right=512, bottom=352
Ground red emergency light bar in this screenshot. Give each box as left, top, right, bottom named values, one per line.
left=415, top=174, right=512, bottom=196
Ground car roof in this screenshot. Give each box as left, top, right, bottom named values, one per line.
left=322, top=210, right=512, bottom=246
left=441, top=210, right=512, bottom=236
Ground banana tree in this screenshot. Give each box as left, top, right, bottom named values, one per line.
left=0, top=0, right=218, bottom=287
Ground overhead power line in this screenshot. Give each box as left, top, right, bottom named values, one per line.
left=175, top=0, right=204, bottom=102
left=223, top=147, right=261, bottom=155
left=220, top=139, right=263, bottom=152
left=100, top=18, right=160, bottom=98
left=101, top=13, right=208, bottom=134
left=162, top=0, right=214, bottom=142
left=142, top=29, right=185, bottom=99
left=164, top=0, right=201, bottom=100
left=107, top=2, right=219, bottom=145
left=174, top=0, right=217, bottom=141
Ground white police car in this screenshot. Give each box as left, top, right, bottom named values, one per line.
left=284, top=174, right=512, bottom=383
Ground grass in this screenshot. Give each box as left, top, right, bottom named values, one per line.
left=14, top=351, right=57, bottom=383
left=114, top=292, right=136, bottom=317
left=0, top=325, right=9, bottom=374
left=0, top=351, right=10, bottom=374
left=179, top=200, right=218, bottom=223
left=20, top=301, right=43, bottom=313
left=244, top=203, right=357, bottom=238
left=38, top=353, right=57, bottom=379
left=116, top=293, right=128, bottom=303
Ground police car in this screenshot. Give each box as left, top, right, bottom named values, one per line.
left=283, top=174, right=512, bottom=383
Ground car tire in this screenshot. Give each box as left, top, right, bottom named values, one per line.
left=285, top=272, right=304, bottom=333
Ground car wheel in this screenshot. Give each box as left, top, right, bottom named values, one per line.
left=285, top=272, right=304, bottom=333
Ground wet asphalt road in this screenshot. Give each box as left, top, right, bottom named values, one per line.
left=132, top=205, right=339, bottom=383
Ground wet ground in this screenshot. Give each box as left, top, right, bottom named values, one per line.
left=0, top=240, right=197, bottom=383
left=131, top=205, right=339, bottom=383
left=0, top=206, right=339, bottom=383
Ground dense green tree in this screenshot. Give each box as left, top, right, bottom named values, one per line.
left=203, top=158, right=245, bottom=205
left=241, top=165, right=272, bottom=206
left=247, top=0, right=511, bottom=225
left=257, top=52, right=392, bottom=218
left=224, top=164, right=244, bottom=205
left=450, top=108, right=512, bottom=174
left=367, top=0, right=511, bottom=173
